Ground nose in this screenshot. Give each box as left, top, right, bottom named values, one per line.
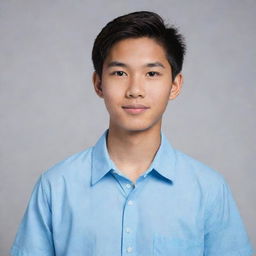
left=125, top=75, right=145, bottom=98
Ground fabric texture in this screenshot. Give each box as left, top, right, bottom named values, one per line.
left=10, top=130, right=254, bottom=256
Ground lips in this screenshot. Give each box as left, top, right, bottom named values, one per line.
left=122, top=104, right=149, bottom=109
left=122, top=104, right=150, bottom=114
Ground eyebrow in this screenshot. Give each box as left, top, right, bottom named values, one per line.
left=107, top=61, right=165, bottom=69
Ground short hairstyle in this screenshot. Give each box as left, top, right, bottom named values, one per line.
left=92, top=11, right=186, bottom=80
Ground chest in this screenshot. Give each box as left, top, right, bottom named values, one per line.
left=50, top=174, right=205, bottom=255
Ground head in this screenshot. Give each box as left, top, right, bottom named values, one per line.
left=91, top=11, right=186, bottom=133
left=92, top=11, right=186, bottom=81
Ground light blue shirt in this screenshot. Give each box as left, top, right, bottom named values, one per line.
left=11, top=130, right=254, bottom=256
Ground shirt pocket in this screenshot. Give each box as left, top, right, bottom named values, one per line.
left=153, top=233, right=203, bottom=256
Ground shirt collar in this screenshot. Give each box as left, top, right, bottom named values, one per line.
left=91, top=129, right=176, bottom=186
left=149, top=132, right=176, bottom=183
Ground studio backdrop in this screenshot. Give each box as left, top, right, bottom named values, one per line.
left=0, top=0, right=255, bottom=255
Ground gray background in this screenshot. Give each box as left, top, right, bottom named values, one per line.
left=0, top=0, right=255, bottom=255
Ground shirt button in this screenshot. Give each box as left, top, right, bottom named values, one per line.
left=126, top=246, right=133, bottom=253
left=128, top=200, right=133, bottom=205
left=126, top=227, right=131, bottom=233
left=126, top=183, right=131, bottom=189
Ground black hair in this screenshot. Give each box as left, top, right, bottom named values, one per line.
left=92, top=11, right=186, bottom=80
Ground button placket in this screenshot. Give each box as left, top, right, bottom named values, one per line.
left=120, top=175, right=149, bottom=255
left=122, top=195, right=138, bottom=255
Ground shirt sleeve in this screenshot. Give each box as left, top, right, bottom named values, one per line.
left=10, top=173, right=55, bottom=256
left=204, top=178, right=254, bottom=256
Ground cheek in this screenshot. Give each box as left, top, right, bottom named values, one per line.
left=148, top=85, right=171, bottom=102
left=102, top=87, right=124, bottom=113
left=102, top=84, right=122, bottom=101
left=104, top=92, right=123, bottom=106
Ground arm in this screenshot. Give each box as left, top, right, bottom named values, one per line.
left=10, top=174, right=55, bottom=256
left=204, top=179, right=254, bottom=256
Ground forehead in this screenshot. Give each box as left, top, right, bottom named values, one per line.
left=104, top=37, right=169, bottom=66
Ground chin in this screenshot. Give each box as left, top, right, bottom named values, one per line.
left=109, top=116, right=161, bottom=133
left=119, top=122, right=160, bottom=133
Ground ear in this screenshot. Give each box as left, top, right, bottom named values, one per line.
left=92, top=71, right=104, bottom=98
left=169, top=73, right=183, bottom=100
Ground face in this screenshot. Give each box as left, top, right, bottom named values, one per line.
left=93, top=37, right=183, bottom=133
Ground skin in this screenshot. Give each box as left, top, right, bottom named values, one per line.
left=93, top=37, right=183, bottom=183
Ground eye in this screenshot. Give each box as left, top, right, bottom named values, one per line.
left=147, top=71, right=160, bottom=77
left=111, top=71, right=127, bottom=76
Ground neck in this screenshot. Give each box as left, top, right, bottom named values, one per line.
left=107, top=124, right=161, bottom=182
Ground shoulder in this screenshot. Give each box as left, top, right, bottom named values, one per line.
left=41, top=146, right=93, bottom=184
left=174, top=149, right=229, bottom=201
left=175, top=149, right=225, bottom=181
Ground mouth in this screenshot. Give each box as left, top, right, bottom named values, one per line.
left=122, top=104, right=150, bottom=114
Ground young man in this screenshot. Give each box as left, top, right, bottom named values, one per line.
left=11, top=11, right=253, bottom=256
